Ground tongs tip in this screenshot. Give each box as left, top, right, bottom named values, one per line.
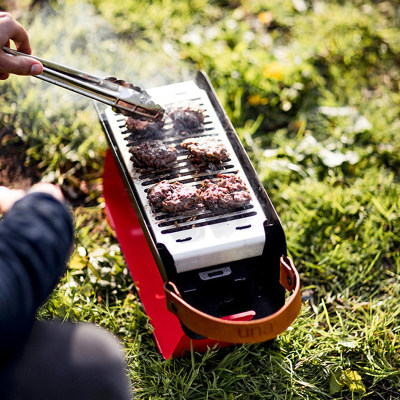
left=105, top=77, right=165, bottom=120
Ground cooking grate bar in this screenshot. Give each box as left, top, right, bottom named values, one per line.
left=156, top=204, right=255, bottom=224
left=140, top=165, right=236, bottom=186
left=161, top=211, right=258, bottom=234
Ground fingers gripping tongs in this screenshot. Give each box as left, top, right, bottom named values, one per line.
left=3, top=46, right=165, bottom=120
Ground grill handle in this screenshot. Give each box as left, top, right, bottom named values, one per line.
left=2, top=46, right=164, bottom=120
left=164, top=256, right=301, bottom=344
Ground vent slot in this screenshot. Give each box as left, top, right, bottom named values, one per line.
left=156, top=205, right=255, bottom=226
left=161, top=211, right=257, bottom=234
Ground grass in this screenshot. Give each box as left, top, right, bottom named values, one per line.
left=0, top=0, right=399, bottom=398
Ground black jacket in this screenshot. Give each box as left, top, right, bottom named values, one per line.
left=0, top=192, right=73, bottom=365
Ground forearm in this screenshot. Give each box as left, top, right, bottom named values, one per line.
left=0, top=192, right=74, bottom=354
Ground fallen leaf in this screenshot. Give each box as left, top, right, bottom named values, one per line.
left=340, top=369, right=366, bottom=393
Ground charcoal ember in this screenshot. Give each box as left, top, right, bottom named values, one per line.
left=147, top=181, right=202, bottom=212
left=129, top=140, right=177, bottom=169
left=126, top=116, right=165, bottom=135
left=181, top=137, right=229, bottom=166
left=199, top=174, right=251, bottom=210
left=169, top=107, right=205, bottom=134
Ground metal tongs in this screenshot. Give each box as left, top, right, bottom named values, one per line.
left=2, top=47, right=165, bottom=120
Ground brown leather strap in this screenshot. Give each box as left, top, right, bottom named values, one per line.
left=164, top=256, right=301, bottom=344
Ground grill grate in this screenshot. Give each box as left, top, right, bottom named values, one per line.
left=103, top=80, right=268, bottom=273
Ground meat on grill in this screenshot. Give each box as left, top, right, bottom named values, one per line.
left=147, top=181, right=202, bottom=212
left=129, top=140, right=178, bottom=169
left=199, top=174, right=251, bottom=210
left=126, top=116, right=165, bottom=135
left=169, top=107, right=205, bottom=134
left=181, top=137, right=229, bottom=166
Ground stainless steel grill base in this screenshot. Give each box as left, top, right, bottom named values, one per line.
left=104, top=79, right=267, bottom=273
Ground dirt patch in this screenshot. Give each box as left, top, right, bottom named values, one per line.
left=0, top=127, right=103, bottom=206
left=0, top=128, right=41, bottom=189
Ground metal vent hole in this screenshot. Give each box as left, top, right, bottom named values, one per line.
left=176, top=237, right=192, bottom=243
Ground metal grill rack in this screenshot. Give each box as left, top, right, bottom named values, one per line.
left=103, top=79, right=268, bottom=273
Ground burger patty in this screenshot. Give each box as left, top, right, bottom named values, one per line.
left=129, top=140, right=178, bottom=169
left=148, top=174, right=251, bottom=213
left=199, top=174, right=251, bottom=210
left=169, top=107, right=205, bottom=134
left=147, top=181, right=202, bottom=212
left=126, top=116, right=165, bottom=135
left=181, top=137, right=229, bottom=165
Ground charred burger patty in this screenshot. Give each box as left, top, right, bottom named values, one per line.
left=129, top=140, right=178, bottom=169
left=147, top=181, right=202, bottom=212
left=148, top=174, right=251, bottom=213
left=181, top=137, right=229, bottom=165
left=169, top=107, right=205, bottom=134
left=126, top=116, right=165, bottom=135
left=199, top=174, right=251, bottom=210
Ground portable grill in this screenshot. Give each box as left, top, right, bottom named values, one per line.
left=97, top=71, right=301, bottom=347
left=7, top=45, right=300, bottom=354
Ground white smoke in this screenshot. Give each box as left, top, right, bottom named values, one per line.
left=26, top=2, right=192, bottom=100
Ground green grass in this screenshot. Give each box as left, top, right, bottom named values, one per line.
left=1, top=0, right=399, bottom=398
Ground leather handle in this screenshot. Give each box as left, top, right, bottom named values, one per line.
left=164, top=256, right=301, bottom=344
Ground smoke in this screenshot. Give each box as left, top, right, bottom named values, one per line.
left=26, top=2, right=193, bottom=103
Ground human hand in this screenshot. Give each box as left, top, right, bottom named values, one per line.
left=0, top=12, right=43, bottom=80
left=0, top=183, right=65, bottom=214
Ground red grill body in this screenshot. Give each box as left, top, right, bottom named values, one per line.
left=103, top=149, right=252, bottom=358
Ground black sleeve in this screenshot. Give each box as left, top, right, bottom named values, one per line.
left=0, top=192, right=74, bottom=358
